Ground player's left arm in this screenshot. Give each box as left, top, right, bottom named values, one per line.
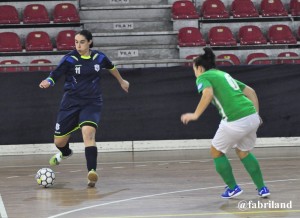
left=237, top=80, right=262, bottom=125
left=242, top=85, right=259, bottom=113
left=101, top=54, right=129, bottom=93
left=243, top=85, right=263, bottom=125
left=181, top=87, right=214, bottom=125
left=109, top=67, right=129, bottom=93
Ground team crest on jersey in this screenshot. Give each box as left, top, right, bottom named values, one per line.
left=94, top=64, right=100, bottom=72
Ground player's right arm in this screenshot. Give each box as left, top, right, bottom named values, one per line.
left=181, top=86, right=214, bottom=124
left=39, top=56, right=71, bottom=89
left=39, top=79, right=51, bottom=89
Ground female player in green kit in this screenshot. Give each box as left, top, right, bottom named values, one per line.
left=181, top=47, right=270, bottom=199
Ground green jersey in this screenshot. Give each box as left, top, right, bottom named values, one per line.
left=196, top=69, right=256, bottom=121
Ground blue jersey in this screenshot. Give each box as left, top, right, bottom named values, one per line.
left=46, top=50, right=115, bottom=100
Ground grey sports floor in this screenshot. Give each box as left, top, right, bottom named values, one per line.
left=0, top=147, right=299, bottom=218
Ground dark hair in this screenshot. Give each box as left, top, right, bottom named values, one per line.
left=76, top=29, right=94, bottom=48
left=193, top=47, right=216, bottom=70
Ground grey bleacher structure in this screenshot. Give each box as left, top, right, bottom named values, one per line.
left=0, top=0, right=300, bottom=68
left=76, top=0, right=300, bottom=64
left=80, top=0, right=179, bottom=62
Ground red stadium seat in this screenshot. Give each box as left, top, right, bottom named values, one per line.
left=178, top=27, right=206, bottom=47
left=0, top=60, right=24, bottom=72
left=56, top=30, right=76, bottom=51
left=216, top=54, right=241, bottom=66
left=238, top=25, right=267, bottom=45
left=260, top=0, right=288, bottom=17
left=268, top=24, right=297, bottom=44
left=53, top=3, right=80, bottom=23
left=208, top=26, right=237, bottom=46
left=246, top=53, right=272, bottom=65
left=29, top=59, right=54, bottom=72
left=201, top=0, right=230, bottom=19
left=25, top=31, right=53, bottom=51
left=0, top=32, right=22, bottom=52
left=231, top=0, right=259, bottom=18
left=290, top=0, right=300, bottom=16
left=185, top=54, right=199, bottom=66
left=277, top=52, right=300, bottom=64
left=23, top=4, right=50, bottom=24
left=0, top=5, right=20, bottom=24
left=172, top=0, right=199, bottom=19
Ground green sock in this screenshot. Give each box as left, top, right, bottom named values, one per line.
left=214, top=155, right=237, bottom=189
left=241, top=153, right=265, bottom=190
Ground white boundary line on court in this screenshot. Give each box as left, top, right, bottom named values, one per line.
left=0, top=137, right=299, bottom=156
left=0, top=194, right=8, bottom=218
left=0, top=156, right=299, bottom=170
left=47, top=178, right=300, bottom=218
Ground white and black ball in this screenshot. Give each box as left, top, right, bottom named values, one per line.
left=35, top=168, right=55, bottom=188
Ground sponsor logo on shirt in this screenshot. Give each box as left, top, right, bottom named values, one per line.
left=197, top=83, right=203, bottom=90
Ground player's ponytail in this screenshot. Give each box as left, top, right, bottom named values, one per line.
left=193, top=47, right=216, bottom=71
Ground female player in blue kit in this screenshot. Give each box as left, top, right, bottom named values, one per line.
left=39, top=29, right=129, bottom=187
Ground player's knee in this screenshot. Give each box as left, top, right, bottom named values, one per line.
left=210, top=146, right=223, bottom=158
left=235, top=148, right=249, bottom=159
left=81, top=127, right=96, bottom=142
left=54, top=137, right=68, bottom=148
left=82, top=133, right=95, bottom=142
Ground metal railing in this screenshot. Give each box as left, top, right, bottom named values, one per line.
left=247, top=56, right=300, bottom=65
left=0, top=58, right=233, bottom=72
left=0, top=57, right=299, bottom=72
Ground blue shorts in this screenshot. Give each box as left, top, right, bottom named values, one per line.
left=54, top=94, right=103, bottom=137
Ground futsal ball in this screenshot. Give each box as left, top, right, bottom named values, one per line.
left=35, top=168, right=55, bottom=188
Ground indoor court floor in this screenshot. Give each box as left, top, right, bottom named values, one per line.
left=0, top=147, right=299, bottom=218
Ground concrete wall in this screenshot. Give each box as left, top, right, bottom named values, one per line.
left=98, top=45, right=179, bottom=60
left=83, top=20, right=174, bottom=33
left=79, top=1, right=179, bottom=60
left=80, top=8, right=171, bottom=20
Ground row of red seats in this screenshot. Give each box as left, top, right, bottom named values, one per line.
left=0, top=59, right=56, bottom=73
left=2, top=25, right=298, bottom=58
left=0, top=59, right=55, bottom=73
left=1, top=51, right=300, bottom=73
left=0, top=30, right=76, bottom=52
left=178, top=25, right=298, bottom=47
left=186, top=52, right=300, bottom=65
left=0, top=3, right=79, bottom=24
left=172, top=0, right=300, bottom=19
